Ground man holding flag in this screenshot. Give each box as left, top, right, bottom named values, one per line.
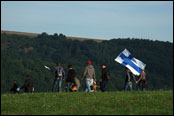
left=115, top=48, right=146, bottom=91
left=124, top=67, right=136, bottom=91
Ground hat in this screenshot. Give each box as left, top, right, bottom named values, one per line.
left=87, top=61, right=92, bottom=65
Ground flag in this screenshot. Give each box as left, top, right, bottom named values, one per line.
left=44, top=65, right=51, bottom=70
left=114, top=48, right=146, bottom=76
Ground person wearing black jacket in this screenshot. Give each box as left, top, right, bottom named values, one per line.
left=66, top=65, right=76, bottom=92
left=100, top=64, right=110, bottom=92
left=21, top=75, right=34, bottom=93
left=10, top=80, right=20, bottom=94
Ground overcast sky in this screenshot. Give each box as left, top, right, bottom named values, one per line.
left=1, top=1, right=173, bottom=42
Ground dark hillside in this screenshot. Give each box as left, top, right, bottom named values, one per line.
left=1, top=31, right=173, bottom=93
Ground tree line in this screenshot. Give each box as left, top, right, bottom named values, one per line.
left=1, top=32, right=173, bottom=93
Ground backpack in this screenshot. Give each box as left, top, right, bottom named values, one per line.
left=56, top=67, right=63, bottom=77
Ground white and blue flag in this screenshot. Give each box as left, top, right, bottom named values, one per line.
left=115, top=48, right=146, bottom=76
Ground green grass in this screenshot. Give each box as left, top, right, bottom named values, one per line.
left=1, top=90, right=173, bottom=115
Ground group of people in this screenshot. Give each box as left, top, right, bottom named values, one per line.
left=10, top=75, right=34, bottom=93
left=50, top=61, right=110, bottom=92
left=125, top=67, right=147, bottom=91
left=10, top=60, right=147, bottom=93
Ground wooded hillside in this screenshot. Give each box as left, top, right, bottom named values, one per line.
left=1, top=31, right=173, bottom=93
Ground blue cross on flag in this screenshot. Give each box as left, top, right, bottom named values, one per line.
left=114, top=48, right=146, bottom=76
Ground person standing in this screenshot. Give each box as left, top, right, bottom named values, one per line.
left=51, top=62, right=65, bottom=92
left=100, top=64, right=110, bottom=92
left=81, top=61, right=96, bottom=92
left=124, top=67, right=136, bottom=91
left=135, top=70, right=147, bottom=91
left=21, top=75, right=34, bottom=93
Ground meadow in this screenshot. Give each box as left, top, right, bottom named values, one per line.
left=1, top=90, right=173, bottom=115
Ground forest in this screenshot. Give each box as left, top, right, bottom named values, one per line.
left=1, top=32, right=173, bottom=93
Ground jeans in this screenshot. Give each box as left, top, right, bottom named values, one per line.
left=52, top=77, right=62, bottom=92
left=66, top=82, right=73, bottom=92
left=100, top=80, right=108, bottom=92
left=125, top=81, right=133, bottom=91
left=137, top=81, right=146, bottom=91
left=137, top=81, right=142, bottom=91
left=84, top=78, right=92, bottom=92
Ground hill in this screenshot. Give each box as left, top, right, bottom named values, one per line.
left=1, top=30, right=173, bottom=93
left=1, top=30, right=103, bottom=42
left=1, top=90, right=173, bottom=115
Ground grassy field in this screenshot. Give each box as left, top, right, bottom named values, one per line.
left=1, top=90, right=173, bottom=115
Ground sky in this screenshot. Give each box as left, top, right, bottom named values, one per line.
left=1, top=1, right=173, bottom=42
